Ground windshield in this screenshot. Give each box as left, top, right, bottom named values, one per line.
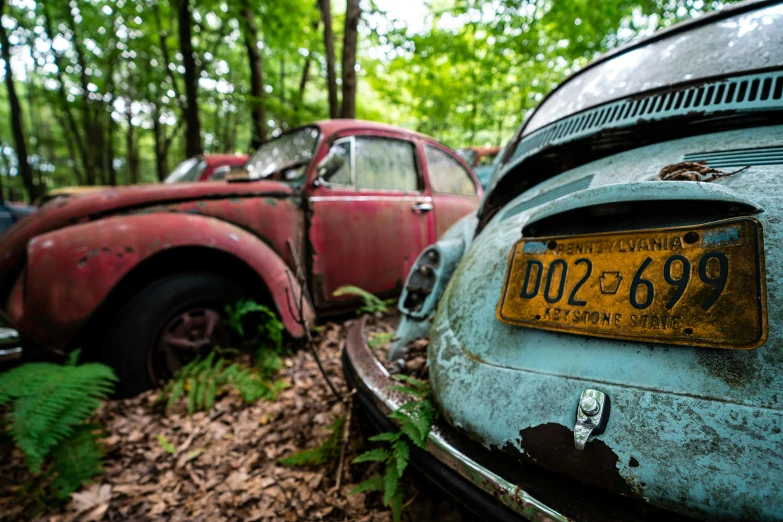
left=245, top=127, right=320, bottom=182
left=165, top=157, right=207, bottom=183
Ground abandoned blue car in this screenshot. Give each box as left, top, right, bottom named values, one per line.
left=344, top=1, right=783, bottom=520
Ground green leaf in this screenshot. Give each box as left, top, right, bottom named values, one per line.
left=352, top=447, right=390, bottom=464
left=350, top=475, right=384, bottom=495
left=386, top=385, right=428, bottom=397
left=390, top=490, right=404, bottom=522
left=383, top=461, right=401, bottom=506
left=157, top=434, right=176, bottom=454
left=393, top=439, right=410, bottom=477
left=368, top=431, right=400, bottom=443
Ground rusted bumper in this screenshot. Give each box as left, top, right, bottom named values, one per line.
left=342, top=317, right=570, bottom=522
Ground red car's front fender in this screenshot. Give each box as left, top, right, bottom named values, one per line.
left=19, top=213, right=313, bottom=349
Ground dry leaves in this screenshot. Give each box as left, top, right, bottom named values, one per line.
left=0, top=314, right=473, bottom=522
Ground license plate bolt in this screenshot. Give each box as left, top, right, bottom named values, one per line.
left=574, top=389, right=609, bottom=451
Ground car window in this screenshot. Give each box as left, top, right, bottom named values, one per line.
left=165, top=157, right=207, bottom=183
left=425, top=146, right=477, bottom=196
left=326, top=139, right=353, bottom=186
left=354, top=137, right=418, bottom=192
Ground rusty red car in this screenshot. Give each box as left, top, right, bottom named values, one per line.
left=0, top=120, right=481, bottom=395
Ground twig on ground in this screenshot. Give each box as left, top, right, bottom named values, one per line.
left=333, top=392, right=355, bottom=491
left=285, top=238, right=344, bottom=403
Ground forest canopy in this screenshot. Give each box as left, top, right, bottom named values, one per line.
left=0, top=0, right=736, bottom=202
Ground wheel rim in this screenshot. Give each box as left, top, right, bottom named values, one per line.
left=150, top=307, right=228, bottom=383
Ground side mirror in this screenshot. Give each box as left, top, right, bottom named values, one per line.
left=314, top=150, right=346, bottom=185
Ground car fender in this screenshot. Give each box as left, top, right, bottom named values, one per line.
left=21, top=213, right=314, bottom=349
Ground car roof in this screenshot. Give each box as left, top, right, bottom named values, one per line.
left=203, top=154, right=248, bottom=166
left=313, top=119, right=433, bottom=141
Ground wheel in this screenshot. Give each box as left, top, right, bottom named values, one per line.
left=100, top=272, right=245, bottom=397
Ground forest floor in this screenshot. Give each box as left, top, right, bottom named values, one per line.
left=0, top=313, right=474, bottom=522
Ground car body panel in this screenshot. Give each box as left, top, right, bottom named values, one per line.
left=0, top=119, right=480, bottom=353
left=429, top=125, right=783, bottom=520
left=17, top=213, right=314, bottom=348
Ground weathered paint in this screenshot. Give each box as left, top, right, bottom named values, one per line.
left=427, top=125, right=783, bottom=520
left=305, top=125, right=481, bottom=309
left=18, top=213, right=314, bottom=349
left=0, top=119, right=481, bottom=353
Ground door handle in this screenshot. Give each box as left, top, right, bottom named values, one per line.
left=412, top=202, right=434, bottom=213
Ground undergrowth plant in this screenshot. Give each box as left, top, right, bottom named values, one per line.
left=277, top=415, right=346, bottom=467
left=351, top=375, right=437, bottom=522
left=161, top=299, right=289, bottom=414
left=0, top=350, right=117, bottom=501
left=333, top=285, right=396, bottom=315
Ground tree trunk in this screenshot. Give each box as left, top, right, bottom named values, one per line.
left=55, top=114, right=85, bottom=185
left=177, top=0, right=203, bottom=157
left=0, top=0, right=36, bottom=202
left=42, top=3, right=93, bottom=186
left=318, top=0, right=338, bottom=119
left=340, top=0, right=360, bottom=119
left=126, top=105, right=139, bottom=185
left=105, top=55, right=117, bottom=186
left=240, top=0, right=266, bottom=149
left=152, top=111, right=167, bottom=182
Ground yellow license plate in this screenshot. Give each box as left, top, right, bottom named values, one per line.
left=497, top=218, right=767, bottom=349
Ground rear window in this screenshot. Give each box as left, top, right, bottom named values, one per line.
left=425, top=146, right=477, bottom=196
left=526, top=3, right=783, bottom=134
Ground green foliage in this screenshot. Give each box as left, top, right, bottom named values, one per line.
left=162, top=299, right=288, bottom=415
left=157, top=434, right=176, bottom=454
left=160, top=351, right=288, bottom=415
left=277, top=415, right=346, bottom=468
left=225, top=298, right=286, bottom=378
left=368, top=332, right=394, bottom=349
left=0, top=350, right=117, bottom=500
left=351, top=376, right=436, bottom=522
left=333, top=285, right=395, bottom=315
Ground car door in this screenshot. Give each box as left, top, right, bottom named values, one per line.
left=423, top=143, right=482, bottom=238
left=307, top=133, right=435, bottom=309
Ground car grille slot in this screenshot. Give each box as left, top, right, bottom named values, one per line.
left=683, top=146, right=783, bottom=169
left=509, top=70, right=783, bottom=167
left=501, top=175, right=593, bottom=221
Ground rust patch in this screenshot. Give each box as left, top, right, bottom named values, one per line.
left=509, top=422, right=637, bottom=497
left=695, top=347, right=758, bottom=387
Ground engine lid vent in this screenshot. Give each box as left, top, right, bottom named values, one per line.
left=683, top=146, right=783, bottom=169
left=501, top=175, right=593, bottom=221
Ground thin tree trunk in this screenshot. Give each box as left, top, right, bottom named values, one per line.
left=240, top=0, right=266, bottom=149
left=177, top=0, right=203, bottom=157
left=0, top=0, right=36, bottom=202
left=126, top=107, right=139, bottom=184
left=318, top=0, right=338, bottom=119
left=340, top=0, right=360, bottom=119
left=55, top=114, right=84, bottom=185
left=42, top=3, right=93, bottom=186
left=152, top=111, right=167, bottom=182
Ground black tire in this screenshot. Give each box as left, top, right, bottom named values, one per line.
left=100, top=271, right=245, bottom=397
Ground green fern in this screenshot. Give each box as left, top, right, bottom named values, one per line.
left=351, top=375, right=437, bottom=522
left=0, top=351, right=117, bottom=500
left=160, top=351, right=288, bottom=415
left=369, top=332, right=395, bottom=349
left=277, top=415, right=346, bottom=467
left=333, top=285, right=395, bottom=315
left=49, top=424, right=105, bottom=500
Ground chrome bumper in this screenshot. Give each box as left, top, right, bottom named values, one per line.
left=0, top=327, right=23, bottom=361
left=343, top=317, right=570, bottom=522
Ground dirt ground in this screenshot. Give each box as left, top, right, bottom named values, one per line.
left=0, top=313, right=476, bottom=522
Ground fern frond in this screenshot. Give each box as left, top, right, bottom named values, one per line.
left=383, top=461, right=400, bottom=506
left=333, top=285, right=389, bottom=315
left=352, top=447, right=390, bottom=464
left=278, top=415, right=346, bottom=468
left=350, top=475, right=384, bottom=494
left=368, top=431, right=399, bottom=443
left=49, top=424, right=104, bottom=500
left=393, top=439, right=410, bottom=477
left=390, top=490, right=404, bottom=522
left=2, top=361, right=116, bottom=473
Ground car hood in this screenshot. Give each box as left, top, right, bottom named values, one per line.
left=0, top=181, right=294, bottom=284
